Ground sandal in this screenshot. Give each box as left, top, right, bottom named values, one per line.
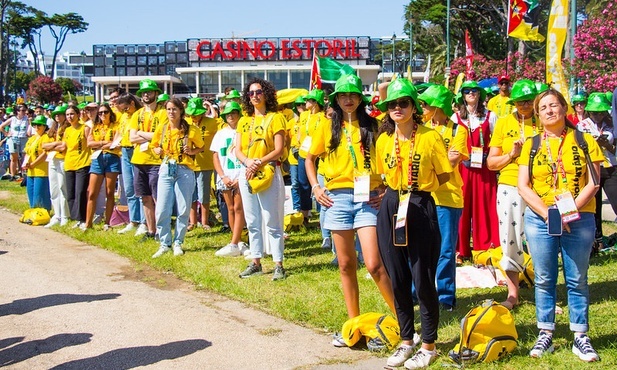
left=187, top=224, right=196, bottom=231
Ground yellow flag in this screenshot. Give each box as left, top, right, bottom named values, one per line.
left=454, top=73, right=466, bottom=94
left=546, top=0, right=570, bottom=103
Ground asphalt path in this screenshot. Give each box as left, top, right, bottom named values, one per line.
left=0, top=208, right=386, bottom=369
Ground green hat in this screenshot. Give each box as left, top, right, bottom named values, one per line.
left=304, top=89, right=325, bottom=107
left=508, top=79, right=538, bottom=105
left=43, top=104, right=49, bottom=109
left=156, top=93, right=170, bottom=103
left=6, top=107, right=13, bottom=114
left=571, top=94, right=587, bottom=104
left=585, top=92, right=611, bottom=112
left=535, top=82, right=549, bottom=94
left=220, top=101, right=242, bottom=121
left=415, top=83, right=434, bottom=95
left=51, top=104, right=68, bottom=118
left=375, top=78, right=422, bottom=113
left=606, top=91, right=613, bottom=105
left=135, top=79, right=162, bottom=97
left=455, top=92, right=463, bottom=105
left=224, top=90, right=241, bottom=100
left=77, top=102, right=87, bottom=110
left=31, top=115, right=47, bottom=126
left=185, top=97, right=207, bottom=116
left=329, top=73, right=368, bottom=103
left=460, top=81, right=486, bottom=101
left=418, top=84, right=454, bottom=117
left=294, top=95, right=306, bottom=105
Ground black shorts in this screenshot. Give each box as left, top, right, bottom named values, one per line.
left=133, top=164, right=160, bottom=198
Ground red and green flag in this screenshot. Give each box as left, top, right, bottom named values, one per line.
left=310, top=48, right=356, bottom=90
left=508, top=0, right=545, bottom=42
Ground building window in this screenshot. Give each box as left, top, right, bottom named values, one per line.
left=199, top=71, right=219, bottom=94
left=221, top=71, right=242, bottom=91
left=290, top=71, right=310, bottom=89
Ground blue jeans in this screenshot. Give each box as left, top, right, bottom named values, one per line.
left=289, top=164, right=301, bottom=211
left=296, top=157, right=313, bottom=212
left=155, top=163, right=195, bottom=247
left=121, top=147, right=144, bottom=224
left=436, top=206, right=463, bottom=307
left=27, top=176, right=51, bottom=210
left=524, top=209, right=595, bottom=332
left=317, top=174, right=331, bottom=240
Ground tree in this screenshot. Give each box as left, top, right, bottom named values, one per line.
left=449, top=52, right=545, bottom=82
left=5, top=2, right=47, bottom=75
left=27, top=75, right=62, bottom=103
left=47, top=13, right=88, bottom=79
left=8, top=70, right=35, bottom=94
left=55, top=77, right=81, bottom=96
left=573, top=1, right=617, bottom=92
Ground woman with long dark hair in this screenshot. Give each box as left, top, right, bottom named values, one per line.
left=42, top=105, right=70, bottom=227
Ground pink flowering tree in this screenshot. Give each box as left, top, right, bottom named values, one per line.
left=27, top=76, right=63, bottom=103
left=449, top=52, right=545, bottom=82
left=573, top=1, right=617, bottom=93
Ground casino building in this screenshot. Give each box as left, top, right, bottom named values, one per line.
left=90, top=36, right=425, bottom=101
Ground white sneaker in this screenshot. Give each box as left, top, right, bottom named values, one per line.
left=134, top=223, right=148, bottom=236
left=92, top=214, right=103, bottom=225
left=45, top=217, right=60, bottom=228
left=321, top=237, right=331, bottom=249
left=387, top=333, right=422, bottom=367
left=215, top=243, right=241, bottom=257
left=71, top=221, right=82, bottom=229
left=117, top=223, right=136, bottom=234
left=172, top=243, right=184, bottom=256
left=102, top=224, right=111, bottom=231
left=60, top=218, right=69, bottom=226
left=79, top=223, right=88, bottom=231
left=404, top=348, right=437, bottom=369
left=152, top=245, right=171, bottom=258
left=238, top=241, right=249, bottom=254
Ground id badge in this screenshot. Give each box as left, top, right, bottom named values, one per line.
left=91, top=149, right=102, bottom=160
left=300, top=136, right=312, bottom=153
left=470, top=147, right=483, bottom=168
left=46, top=150, right=57, bottom=162
left=554, top=190, right=580, bottom=223
left=110, top=136, right=122, bottom=150
left=167, top=159, right=177, bottom=177
left=353, top=174, right=370, bottom=203
left=139, top=142, right=149, bottom=152
left=395, top=192, right=411, bottom=229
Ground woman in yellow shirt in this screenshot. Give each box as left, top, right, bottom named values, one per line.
left=84, top=103, right=122, bottom=230
left=150, top=98, right=204, bottom=258
left=60, top=105, right=91, bottom=228
left=22, top=115, right=53, bottom=210
left=42, top=105, right=70, bottom=227
left=306, top=74, right=395, bottom=343
left=375, top=79, right=452, bottom=368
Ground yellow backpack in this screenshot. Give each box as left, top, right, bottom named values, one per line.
left=341, top=312, right=400, bottom=351
left=472, top=245, right=535, bottom=288
left=19, top=208, right=51, bottom=226
left=449, top=300, right=518, bottom=364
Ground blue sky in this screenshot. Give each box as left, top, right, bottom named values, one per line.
left=24, top=0, right=410, bottom=55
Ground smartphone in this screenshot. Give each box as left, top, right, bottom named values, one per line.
left=547, top=207, right=562, bottom=236
left=393, top=214, right=408, bottom=246
left=598, top=134, right=609, bottom=140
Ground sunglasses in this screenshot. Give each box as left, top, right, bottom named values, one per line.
left=98, top=110, right=110, bottom=115
left=387, top=99, right=412, bottom=110
left=515, top=100, right=534, bottom=107
left=462, top=88, right=480, bottom=95
left=247, top=89, right=263, bottom=97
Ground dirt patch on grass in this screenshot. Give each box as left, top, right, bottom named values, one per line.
left=109, top=263, right=188, bottom=291
left=0, top=191, right=11, bottom=201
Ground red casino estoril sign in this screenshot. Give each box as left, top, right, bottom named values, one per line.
left=188, top=37, right=370, bottom=61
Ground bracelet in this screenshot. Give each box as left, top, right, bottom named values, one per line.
left=311, top=184, right=320, bottom=194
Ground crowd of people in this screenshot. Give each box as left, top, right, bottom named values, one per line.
left=1, top=74, right=615, bottom=369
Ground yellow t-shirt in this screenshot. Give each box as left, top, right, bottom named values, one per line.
left=309, top=119, right=382, bottom=190
left=192, top=116, right=218, bottom=171
left=297, top=111, right=326, bottom=158
left=376, top=125, right=452, bottom=192
left=425, top=120, right=469, bottom=208
left=63, top=124, right=91, bottom=171
left=518, top=127, right=603, bottom=213
left=487, top=94, right=514, bottom=119
left=51, top=126, right=68, bottom=160
left=151, top=123, right=204, bottom=171
left=129, top=104, right=168, bottom=165
left=118, top=111, right=135, bottom=147
left=489, top=113, right=543, bottom=187
left=237, top=112, right=287, bottom=160
left=287, top=117, right=300, bottom=166
left=90, top=121, right=121, bottom=156
left=25, top=133, right=53, bottom=177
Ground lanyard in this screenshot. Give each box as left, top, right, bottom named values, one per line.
left=342, top=121, right=369, bottom=171
left=466, top=115, right=485, bottom=148
left=544, top=128, right=568, bottom=187
left=518, top=114, right=537, bottom=140
left=394, top=124, right=418, bottom=192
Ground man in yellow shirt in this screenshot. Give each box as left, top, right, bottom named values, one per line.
left=129, top=79, right=168, bottom=240
left=487, top=75, right=513, bottom=119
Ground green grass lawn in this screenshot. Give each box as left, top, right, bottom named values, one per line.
left=2, top=180, right=616, bottom=368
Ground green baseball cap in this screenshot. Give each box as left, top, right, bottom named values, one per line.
left=185, top=97, right=207, bottom=116
left=571, top=94, right=587, bottom=104
left=330, top=74, right=368, bottom=103
left=31, top=115, right=48, bottom=126
left=418, top=84, right=454, bottom=117
left=51, top=104, right=68, bottom=118
left=508, top=79, right=538, bottom=105
left=135, top=79, right=162, bottom=97
left=585, top=92, right=611, bottom=112
left=156, top=93, right=170, bottom=103
left=224, top=90, right=241, bottom=100
left=460, top=81, right=486, bottom=101
left=375, top=78, right=422, bottom=113
left=304, top=89, right=325, bottom=107
left=220, top=101, right=242, bottom=121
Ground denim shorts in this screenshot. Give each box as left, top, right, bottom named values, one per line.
left=90, top=152, right=121, bottom=175
left=7, top=137, right=27, bottom=154
left=322, top=188, right=378, bottom=230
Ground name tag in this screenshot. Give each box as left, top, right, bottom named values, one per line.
left=46, top=151, right=57, bottom=162
left=555, top=190, right=580, bottom=223
left=300, top=136, right=312, bottom=153
left=139, top=142, right=149, bottom=152
left=353, top=174, right=370, bottom=203
left=91, top=150, right=102, bottom=160
left=395, top=192, right=411, bottom=229
left=470, top=147, right=483, bottom=168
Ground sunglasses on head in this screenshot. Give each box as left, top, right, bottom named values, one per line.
left=387, top=99, right=412, bottom=110
left=247, top=89, right=263, bottom=97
